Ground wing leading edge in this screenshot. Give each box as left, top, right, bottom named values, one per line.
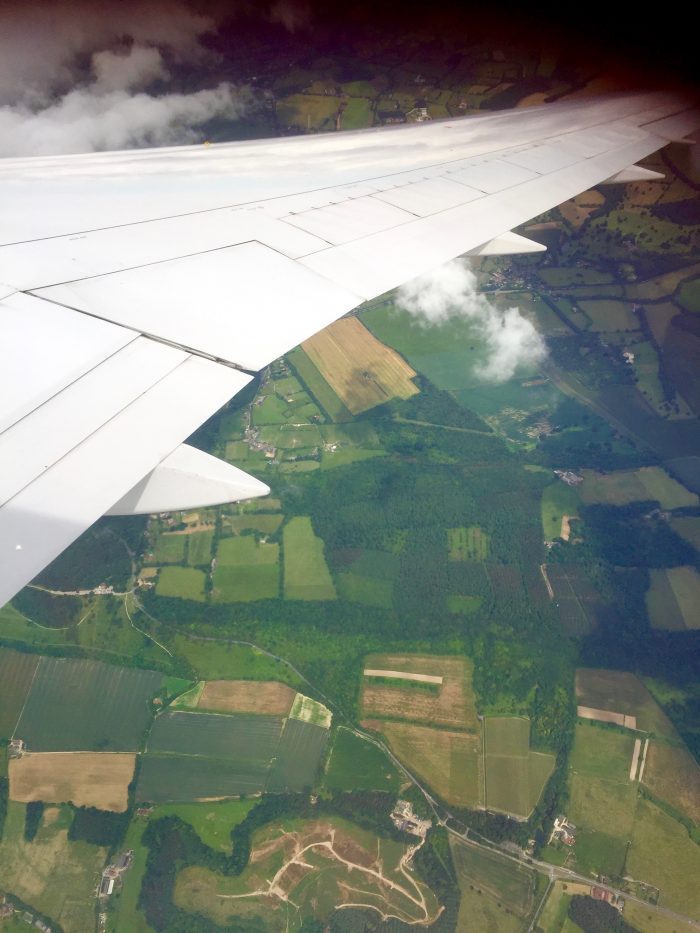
left=1, top=91, right=698, bottom=605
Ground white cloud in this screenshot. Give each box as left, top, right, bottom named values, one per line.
left=0, top=83, right=253, bottom=156
left=92, top=46, right=168, bottom=93
left=397, top=260, right=547, bottom=382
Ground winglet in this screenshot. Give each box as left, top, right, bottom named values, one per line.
left=601, top=166, right=665, bottom=184
left=106, top=444, right=270, bottom=515
left=467, top=231, right=547, bottom=256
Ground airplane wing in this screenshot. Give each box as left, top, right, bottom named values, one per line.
left=1, top=90, right=698, bottom=606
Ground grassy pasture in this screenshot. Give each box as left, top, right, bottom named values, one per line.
left=226, top=513, right=283, bottom=535
left=172, top=637, right=303, bottom=688
left=341, top=97, right=373, bottom=129
left=361, top=654, right=479, bottom=730
left=187, top=531, right=214, bottom=566
left=578, top=299, right=639, bottom=331
left=147, top=710, right=284, bottom=761
left=324, top=727, right=400, bottom=793
left=156, top=566, right=206, bottom=601
left=282, top=516, right=336, bottom=600
left=197, top=680, right=295, bottom=716
left=623, top=898, right=700, bottom=932
left=266, top=718, right=329, bottom=792
left=112, top=818, right=153, bottom=933
left=631, top=340, right=668, bottom=413
left=643, top=741, right=700, bottom=824
left=336, top=571, right=394, bottom=606
left=648, top=567, right=700, bottom=631
left=321, top=446, right=386, bottom=469
left=289, top=693, right=332, bottom=728
left=149, top=532, right=186, bottom=564
left=15, top=657, right=161, bottom=752
left=568, top=722, right=637, bottom=782
left=447, top=594, right=483, bottom=614
left=579, top=467, right=698, bottom=509
left=447, top=525, right=489, bottom=560
left=153, top=799, right=255, bottom=853
left=212, top=536, right=279, bottom=602
left=287, top=346, right=351, bottom=422
left=365, top=718, right=482, bottom=808
left=677, top=278, right=700, bottom=313
left=485, top=716, right=530, bottom=756
left=568, top=772, right=638, bottom=839
left=9, top=751, right=135, bottom=811
left=450, top=837, right=537, bottom=917
left=0, top=801, right=107, bottom=933
left=627, top=798, right=700, bottom=918
left=541, top=482, right=580, bottom=540
left=573, top=829, right=628, bottom=878
left=0, top=648, right=38, bottom=738
left=302, top=316, right=418, bottom=414
left=575, top=669, right=676, bottom=739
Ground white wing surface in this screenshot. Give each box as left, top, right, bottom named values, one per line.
left=1, top=91, right=698, bottom=605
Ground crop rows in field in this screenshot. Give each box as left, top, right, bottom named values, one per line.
left=15, top=657, right=162, bottom=752
left=137, top=709, right=329, bottom=802
left=484, top=717, right=555, bottom=818
left=0, top=648, right=39, bottom=738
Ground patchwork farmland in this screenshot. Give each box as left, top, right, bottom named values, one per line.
left=13, top=657, right=162, bottom=751
left=282, top=516, right=336, bottom=600
left=0, top=648, right=39, bottom=738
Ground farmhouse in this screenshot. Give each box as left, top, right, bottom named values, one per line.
left=549, top=814, right=576, bottom=846
left=554, top=469, right=583, bottom=486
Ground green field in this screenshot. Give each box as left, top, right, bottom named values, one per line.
left=212, top=535, right=279, bottom=601
left=450, top=836, right=538, bottom=917
left=484, top=718, right=555, bottom=817
left=647, top=567, right=700, bottom=631
left=568, top=772, right=638, bottom=839
left=226, top=513, right=283, bottom=535
left=447, top=594, right=483, bottom=614
left=187, top=531, right=214, bottom=566
left=172, top=637, right=303, bottom=688
left=147, top=710, right=284, bottom=760
left=677, top=277, right=700, bottom=313
left=287, top=346, right=351, bottom=421
left=282, top=517, right=336, bottom=600
left=266, top=718, right=329, bottom=792
left=15, top=657, right=162, bottom=751
left=324, top=727, right=401, bottom=793
left=153, top=799, right=255, bottom=852
left=447, top=525, right=489, bottom=560
left=0, top=801, right=107, bottom=933
left=541, top=481, right=580, bottom=539
left=579, top=467, right=698, bottom=509
left=276, top=93, right=340, bottom=130
left=136, top=753, right=270, bottom=802
left=578, top=299, right=639, bottom=331
left=156, top=566, right=206, bottom=601
left=336, top=572, right=394, bottom=606
left=627, top=798, right=700, bottom=918
left=568, top=722, right=637, bottom=782
left=149, top=532, right=186, bottom=564
left=340, top=97, right=373, bottom=129
left=0, top=648, right=38, bottom=738
left=643, top=741, right=700, bottom=824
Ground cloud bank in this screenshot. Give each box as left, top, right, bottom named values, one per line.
left=0, top=0, right=251, bottom=157
left=397, top=260, right=547, bottom=382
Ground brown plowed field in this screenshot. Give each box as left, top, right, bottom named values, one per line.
left=198, top=680, right=295, bottom=715
left=10, top=752, right=136, bottom=812
left=302, top=317, right=418, bottom=414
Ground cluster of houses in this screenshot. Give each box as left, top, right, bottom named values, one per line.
left=0, top=896, right=52, bottom=931
left=554, top=469, right=584, bottom=487
left=99, top=850, right=133, bottom=898
left=390, top=799, right=432, bottom=838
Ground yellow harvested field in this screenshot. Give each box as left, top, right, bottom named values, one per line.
left=361, top=654, right=479, bottom=731
left=198, top=680, right=295, bottom=715
left=302, top=317, right=418, bottom=414
left=10, top=752, right=136, bottom=812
